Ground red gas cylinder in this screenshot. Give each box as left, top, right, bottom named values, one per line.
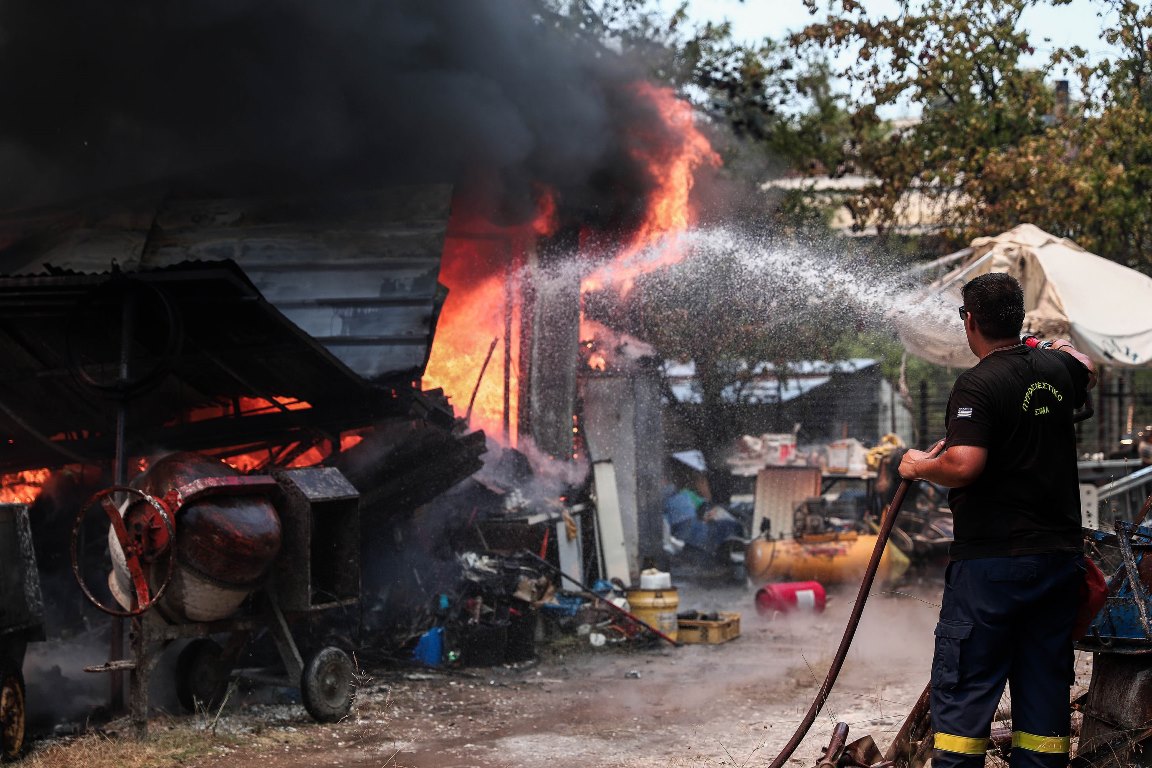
left=755, top=581, right=827, bottom=615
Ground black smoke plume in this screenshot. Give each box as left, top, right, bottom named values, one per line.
left=0, top=0, right=669, bottom=228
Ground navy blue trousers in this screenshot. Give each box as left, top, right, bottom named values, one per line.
left=931, top=552, right=1083, bottom=768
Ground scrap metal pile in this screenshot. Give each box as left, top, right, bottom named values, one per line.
left=0, top=185, right=491, bottom=750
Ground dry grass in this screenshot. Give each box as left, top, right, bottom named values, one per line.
left=22, top=725, right=229, bottom=768
left=21, top=664, right=383, bottom=767
left=19, top=712, right=326, bottom=768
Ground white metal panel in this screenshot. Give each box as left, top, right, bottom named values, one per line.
left=556, top=515, right=583, bottom=589
left=592, top=460, right=632, bottom=587
left=1080, top=483, right=1099, bottom=530
left=753, top=466, right=822, bottom=540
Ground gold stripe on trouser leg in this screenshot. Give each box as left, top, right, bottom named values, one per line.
left=1011, top=732, right=1070, bottom=754
left=934, top=732, right=991, bottom=755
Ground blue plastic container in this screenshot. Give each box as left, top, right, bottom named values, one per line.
left=413, top=626, right=444, bottom=667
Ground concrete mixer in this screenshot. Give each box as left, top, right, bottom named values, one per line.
left=106, top=452, right=282, bottom=623
left=71, top=452, right=362, bottom=735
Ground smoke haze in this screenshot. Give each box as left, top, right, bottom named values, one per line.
left=0, top=0, right=672, bottom=227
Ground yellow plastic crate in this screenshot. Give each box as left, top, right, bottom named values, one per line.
left=677, top=612, right=741, bottom=644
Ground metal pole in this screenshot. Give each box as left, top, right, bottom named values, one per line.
left=464, top=338, right=499, bottom=425
left=521, top=550, right=681, bottom=647
left=111, top=289, right=133, bottom=719
left=503, top=256, right=514, bottom=443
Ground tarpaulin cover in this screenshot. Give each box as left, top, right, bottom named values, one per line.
left=895, top=224, right=1152, bottom=369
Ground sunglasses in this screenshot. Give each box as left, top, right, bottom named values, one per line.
left=958, top=305, right=968, bottom=321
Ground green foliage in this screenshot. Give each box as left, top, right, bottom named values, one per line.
left=792, top=0, right=1057, bottom=248
left=1048, top=0, right=1152, bottom=268
left=541, top=0, right=696, bottom=84
left=791, top=0, right=1152, bottom=270
left=544, top=0, right=855, bottom=176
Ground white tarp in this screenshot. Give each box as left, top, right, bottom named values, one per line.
left=894, top=223, right=1152, bottom=369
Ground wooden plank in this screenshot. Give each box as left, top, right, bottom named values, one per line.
left=592, top=460, right=631, bottom=587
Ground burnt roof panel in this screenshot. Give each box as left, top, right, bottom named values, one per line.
left=0, top=261, right=379, bottom=471
left=0, top=185, right=452, bottom=383
left=143, top=186, right=450, bottom=383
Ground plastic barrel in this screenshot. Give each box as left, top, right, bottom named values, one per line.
left=625, top=588, right=679, bottom=641
left=755, top=581, right=827, bottom=615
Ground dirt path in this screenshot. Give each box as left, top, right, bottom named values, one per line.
left=176, top=581, right=945, bottom=768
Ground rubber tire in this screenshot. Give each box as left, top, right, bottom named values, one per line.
left=300, top=646, right=355, bottom=723
left=0, top=665, right=25, bottom=763
left=175, top=639, right=228, bottom=713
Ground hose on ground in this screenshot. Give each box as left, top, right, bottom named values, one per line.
left=765, top=474, right=920, bottom=768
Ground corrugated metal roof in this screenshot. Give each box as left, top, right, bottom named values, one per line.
left=0, top=261, right=379, bottom=471
left=0, top=185, right=452, bottom=383
left=665, top=358, right=879, bottom=404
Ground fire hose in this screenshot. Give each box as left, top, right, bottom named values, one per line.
left=764, top=462, right=929, bottom=768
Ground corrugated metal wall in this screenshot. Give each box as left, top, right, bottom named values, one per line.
left=0, top=185, right=453, bottom=383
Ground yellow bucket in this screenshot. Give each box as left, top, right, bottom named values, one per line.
left=625, top=588, right=679, bottom=641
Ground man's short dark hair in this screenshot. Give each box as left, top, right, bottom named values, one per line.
left=961, top=272, right=1025, bottom=339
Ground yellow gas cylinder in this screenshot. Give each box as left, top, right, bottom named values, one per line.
left=625, top=587, right=679, bottom=641
left=745, top=532, right=909, bottom=585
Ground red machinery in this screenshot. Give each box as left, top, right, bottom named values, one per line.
left=71, top=452, right=362, bottom=734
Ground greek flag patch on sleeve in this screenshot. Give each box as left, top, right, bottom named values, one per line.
left=956, top=407, right=973, bottom=418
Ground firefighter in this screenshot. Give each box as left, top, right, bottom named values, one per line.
left=898, top=272, right=1097, bottom=768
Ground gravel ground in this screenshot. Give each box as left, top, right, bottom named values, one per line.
left=197, top=579, right=943, bottom=768
left=23, top=575, right=1097, bottom=768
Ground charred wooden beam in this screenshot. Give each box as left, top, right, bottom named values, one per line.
left=334, top=421, right=486, bottom=521
left=522, top=226, right=581, bottom=459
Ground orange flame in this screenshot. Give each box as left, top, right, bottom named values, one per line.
left=0, top=468, right=51, bottom=504
left=237, top=396, right=311, bottom=413
left=223, top=452, right=268, bottom=473
left=533, top=186, right=558, bottom=237
left=423, top=194, right=538, bottom=443
left=177, top=396, right=312, bottom=426
left=219, top=429, right=367, bottom=473
left=279, top=431, right=363, bottom=468
left=582, top=83, right=720, bottom=294
left=425, top=82, right=720, bottom=443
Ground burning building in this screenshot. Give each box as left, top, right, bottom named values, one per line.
left=0, top=0, right=723, bottom=588
left=0, top=0, right=729, bottom=744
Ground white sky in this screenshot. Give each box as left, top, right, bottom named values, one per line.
left=669, top=0, right=1120, bottom=116
left=676, top=0, right=1115, bottom=57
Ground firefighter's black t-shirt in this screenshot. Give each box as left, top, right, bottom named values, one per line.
left=944, top=345, right=1090, bottom=559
